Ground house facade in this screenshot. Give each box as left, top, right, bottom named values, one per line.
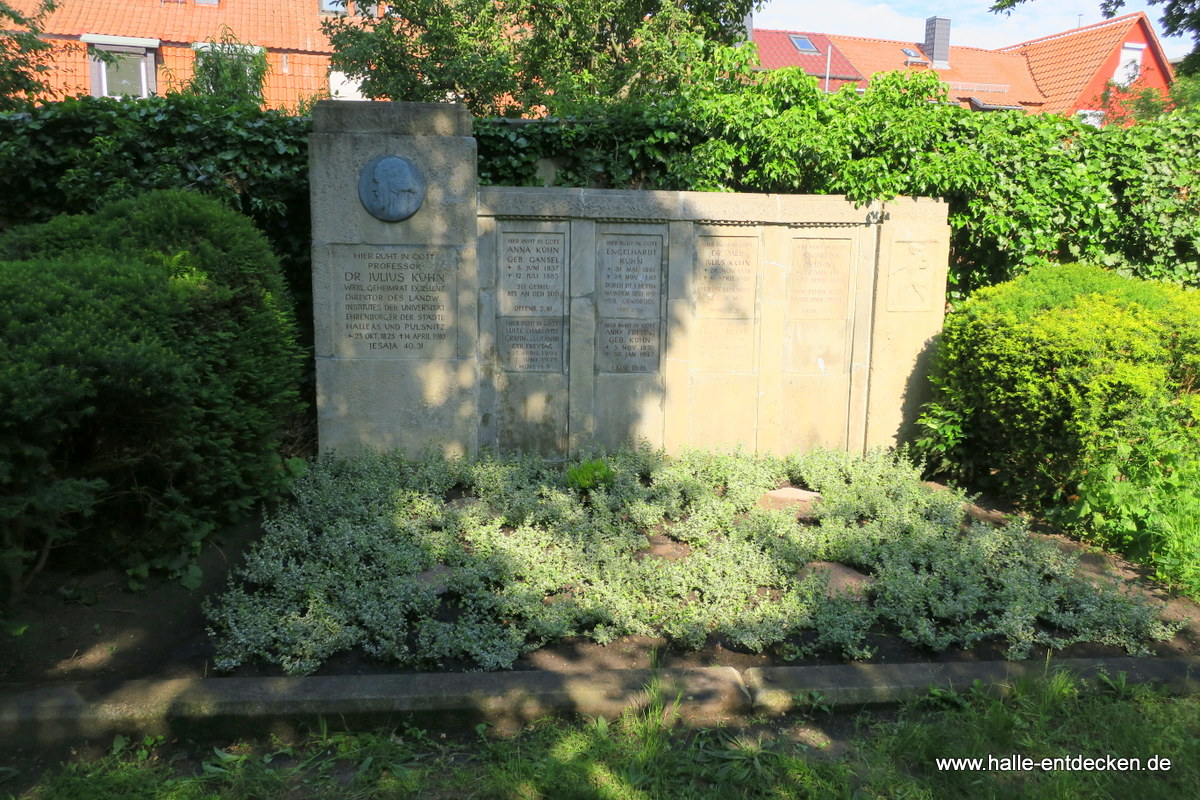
left=10, top=4, right=1175, bottom=121
left=754, top=13, right=1174, bottom=123
left=9, top=0, right=369, bottom=109
left=1000, top=13, right=1174, bottom=122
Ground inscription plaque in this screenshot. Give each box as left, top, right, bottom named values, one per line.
left=499, top=231, right=566, bottom=316
left=789, top=239, right=852, bottom=320
left=695, top=318, right=755, bottom=373
left=334, top=246, right=454, bottom=358
left=499, top=317, right=564, bottom=372
left=784, top=320, right=849, bottom=375
left=597, top=320, right=660, bottom=373
left=696, top=235, right=758, bottom=318
left=597, top=234, right=662, bottom=318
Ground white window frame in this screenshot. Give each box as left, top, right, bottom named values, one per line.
left=328, top=69, right=367, bottom=100
left=1113, top=42, right=1146, bottom=88
left=83, top=34, right=160, bottom=99
left=320, top=0, right=375, bottom=16
left=788, top=34, right=819, bottom=54
left=191, top=41, right=266, bottom=56
left=190, top=41, right=267, bottom=90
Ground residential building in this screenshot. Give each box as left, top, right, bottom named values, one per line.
left=8, top=3, right=1176, bottom=122
left=1000, top=12, right=1173, bottom=121
left=8, top=0, right=368, bottom=109
left=754, top=12, right=1175, bottom=123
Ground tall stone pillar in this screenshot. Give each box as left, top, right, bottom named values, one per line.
left=310, top=102, right=480, bottom=456
left=865, top=199, right=950, bottom=448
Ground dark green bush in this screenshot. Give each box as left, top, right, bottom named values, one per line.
left=0, top=94, right=312, bottom=321
left=915, top=264, right=1200, bottom=594
left=916, top=264, right=1200, bottom=502
left=0, top=191, right=303, bottom=603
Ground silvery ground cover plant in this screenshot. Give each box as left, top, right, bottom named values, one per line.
left=205, top=447, right=1178, bottom=676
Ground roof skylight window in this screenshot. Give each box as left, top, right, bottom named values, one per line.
left=789, top=35, right=819, bottom=53
left=902, top=47, right=922, bottom=58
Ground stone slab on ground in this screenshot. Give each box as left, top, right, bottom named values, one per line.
left=758, top=487, right=823, bottom=517
left=797, top=561, right=875, bottom=599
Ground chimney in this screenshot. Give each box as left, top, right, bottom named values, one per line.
left=924, top=16, right=950, bottom=69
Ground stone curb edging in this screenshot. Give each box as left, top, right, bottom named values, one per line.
left=745, top=656, right=1200, bottom=714
left=0, top=667, right=748, bottom=745
left=2, top=658, right=1198, bottom=745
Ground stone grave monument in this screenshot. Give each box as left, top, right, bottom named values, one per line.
left=311, top=102, right=950, bottom=459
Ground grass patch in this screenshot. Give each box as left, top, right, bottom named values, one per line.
left=855, top=669, right=1200, bottom=798
left=9, top=672, right=1200, bottom=799
left=204, top=447, right=1178, bottom=676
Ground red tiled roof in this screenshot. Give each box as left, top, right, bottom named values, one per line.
left=754, top=29, right=862, bottom=92
left=999, top=12, right=1148, bottom=114
left=11, top=0, right=333, bottom=54
left=756, top=25, right=1047, bottom=109
left=827, top=33, right=1046, bottom=108
left=752, top=12, right=1177, bottom=116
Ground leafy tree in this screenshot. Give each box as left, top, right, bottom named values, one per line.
left=0, top=0, right=60, bottom=110
left=322, top=0, right=522, bottom=115
left=989, top=0, right=1200, bottom=75
left=1174, top=70, right=1200, bottom=104
left=322, top=0, right=761, bottom=116
left=513, top=0, right=755, bottom=109
left=183, top=26, right=269, bottom=104
left=1096, top=73, right=1200, bottom=124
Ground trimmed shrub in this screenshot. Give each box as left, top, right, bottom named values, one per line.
left=915, top=264, right=1200, bottom=593
left=0, top=191, right=303, bottom=603
left=0, top=94, right=312, bottom=322
left=917, top=264, right=1200, bottom=501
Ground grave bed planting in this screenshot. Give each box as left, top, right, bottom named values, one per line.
left=205, top=448, right=1178, bottom=676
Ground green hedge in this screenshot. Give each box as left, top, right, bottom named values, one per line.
left=4, top=81, right=1199, bottom=308
left=0, top=191, right=303, bottom=604
left=474, top=73, right=1200, bottom=296
left=915, top=264, right=1200, bottom=593
left=0, top=94, right=312, bottom=323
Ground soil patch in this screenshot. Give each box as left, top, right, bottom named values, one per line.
left=3, top=494, right=1199, bottom=687
left=0, top=520, right=261, bottom=686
